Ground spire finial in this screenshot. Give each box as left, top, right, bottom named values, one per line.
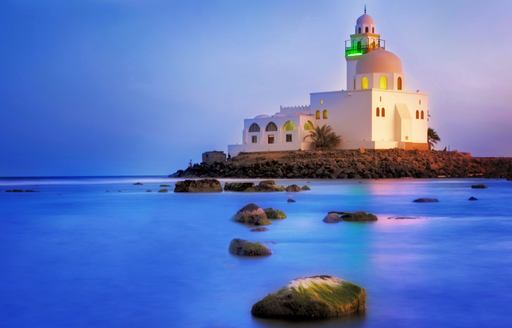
left=364, top=4, right=367, bottom=14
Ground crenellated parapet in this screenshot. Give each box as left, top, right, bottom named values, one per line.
left=279, top=105, right=311, bottom=114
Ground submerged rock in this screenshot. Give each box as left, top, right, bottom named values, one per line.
left=133, top=182, right=143, bottom=186
left=158, top=189, right=168, bottom=193
left=301, top=185, right=311, bottom=191
left=413, top=198, right=439, bottom=203
left=287, top=198, right=296, bottom=203
left=471, top=184, right=487, bottom=189
left=229, top=238, right=271, bottom=256
left=324, top=211, right=378, bottom=223
left=174, top=179, right=222, bottom=192
left=264, top=208, right=287, bottom=220
left=251, top=275, right=366, bottom=320
left=251, top=227, right=269, bottom=232
left=233, top=203, right=271, bottom=226
left=5, top=189, right=36, bottom=193
left=468, top=196, right=478, bottom=201
left=160, top=184, right=170, bottom=187
left=285, top=184, right=302, bottom=192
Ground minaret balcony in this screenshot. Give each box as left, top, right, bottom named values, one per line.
left=345, top=39, right=386, bottom=57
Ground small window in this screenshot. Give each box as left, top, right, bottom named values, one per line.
left=361, top=76, right=369, bottom=90
left=286, top=134, right=292, bottom=142
left=421, top=111, right=424, bottom=119
left=382, top=108, right=385, bottom=117
left=251, top=135, right=257, bottom=144
left=353, top=79, right=356, bottom=90
left=320, top=99, right=324, bottom=105
left=365, top=27, right=369, bottom=33
left=358, top=27, right=361, bottom=34
left=322, top=110, right=329, bottom=119
left=379, top=96, right=382, bottom=102
left=397, top=77, right=403, bottom=90
left=419, top=99, right=422, bottom=105
left=268, top=135, right=275, bottom=144
left=416, top=110, right=419, bottom=119
left=315, top=110, right=321, bottom=120
left=376, top=107, right=380, bottom=117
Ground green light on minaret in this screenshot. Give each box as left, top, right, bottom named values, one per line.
left=347, top=52, right=363, bottom=57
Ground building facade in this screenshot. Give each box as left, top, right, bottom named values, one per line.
left=228, top=10, right=429, bottom=157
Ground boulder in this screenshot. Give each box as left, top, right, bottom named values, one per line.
left=264, top=208, right=287, bottom=220
left=301, top=185, right=311, bottom=191
left=471, top=184, right=487, bottom=189
left=174, top=179, right=222, bottom=192
left=233, top=203, right=271, bottom=226
left=324, top=211, right=377, bottom=223
left=251, top=275, right=366, bottom=320
left=468, top=196, right=478, bottom=201
left=285, top=184, right=302, bottom=192
left=413, top=198, right=439, bottom=203
left=224, top=182, right=255, bottom=192
left=229, top=238, right=271, bottom=256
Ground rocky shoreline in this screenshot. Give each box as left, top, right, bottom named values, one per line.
left=171, top=149, right=512, bottom=179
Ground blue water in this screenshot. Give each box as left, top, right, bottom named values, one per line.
left=1, top=177, right=512, bottom=328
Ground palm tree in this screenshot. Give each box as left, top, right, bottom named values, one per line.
left=305, top=125, right=341, bottom=150
left=428, top=128, right=440, bottom=150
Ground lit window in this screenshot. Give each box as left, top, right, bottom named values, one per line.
left=286, top=134, right=292, bottom=142
left=320, top=99, right=324, bottom=105
left=361, top=76, right=369, bottom=90
left=421, top=111, right=424, bottom=120
left=376, top=107, right=380, bottom=117
left=416, top=110, right=419, bottom=119
left=268, top=135, right=275, bottom=144
left=265, top=122, right=278, bottom=132
left=397, top=77, right=403, bottom=90
left=283, top=120, right=296, bottom=131
left=248, top=123, right=260, bottom=132
left=379, top=76, right=388, bottom=90
left=315, top=110, right=321, bottom=120
left=382, top=107, right=385, bottom=117
left=322, top=110, right=329, bottom=119
left=251, top=135, right=257, bottom=144
left=304, top=120, right=314, bottom=131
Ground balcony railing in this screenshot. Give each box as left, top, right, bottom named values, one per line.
left=345, top=39, right=385, bottom=57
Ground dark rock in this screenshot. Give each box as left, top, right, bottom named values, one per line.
left=133, top=182, right=143, bottom=186
left=233, top=203, right=271, bottom=226
left=471, top=184, right=487, bottom=189
left=5, top=189, right=36, bottom=192
left=468, top=196, right=478, bottom=201
left=251, top=275, right=366, bottom=320
left=287, top=198, right=296, bottom=203
left=324, top=211, right=378, bottom=223
left=301, top=185, right=311, bottom=191
left=255, top=180, right=285, bottom=192
left=158, top=189, right=168, bottom=193
left=264, top=208, right=286, bottom=220
left=413, top=198, right=439, bottom=203
left=174, top=179, right=222, bottom=192
left=224, top=182, right=255, bottom=192
left=251, top=227, right=269, bottom=232
left=285, top=184, right=302, bottom=192
left=229, top=238, right=271, bottom=256
left=388, top=216, right=418, bottom=220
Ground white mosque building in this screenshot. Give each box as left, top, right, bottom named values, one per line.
left=228, top=9, right=429, bottom=157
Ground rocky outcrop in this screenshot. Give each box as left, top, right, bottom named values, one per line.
left=229, top=238, right=271, bottom=256
left=285, top=184, right=302, bottom=192
left=471, top=184, right=487, bottom=189
left=324, top=211, right=378, bottom=223
left=264, top=208, right=287, bottom=220
left=171, top=149, right=512, bottom=179
left=224, top=182, right=255, bottom=192
left=413, top=198, right=439, bottom=203
left=174, top=179, right=222, bottom=192
left=251, top=275, right=366, bottom=320
left=233, top=203, right=271, bottom=226
left=224, top=180, right=285, bottom=192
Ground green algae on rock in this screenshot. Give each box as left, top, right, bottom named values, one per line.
left=264, top=208, right=287, bottom=220
left=251, top=275, right=366, bottom=320
left=229, top=238, right=271, bottom=257
left=233, top=203, right=271, bottom=226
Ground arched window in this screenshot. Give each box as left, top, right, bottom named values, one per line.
left=365, top=27, right=369, bottom=33
left=361, top=76, right=369, bottom=90
left=376, top=107, right=380, bottom=117
left=358, top=27, right=361, bottom=34
left=283, top=120, right=296, bottom=131
left=248, top=123, right=260, bottom=133
left=416, top=110, right=419, bottom=119
left=421, top=111, right=424, bottom=120
left=315, top=110, right=321, bottom=120
left=304, top=120, right=314, bottom=131
left=265, top=122, right=278, bottom=132
left=382, top=108, right=385, bottom=117
left=322, top=110, right=329, bottom=119
left=372, top=27, right=375, bottom=33
left=397, top=77, right=403, bottom=90
left=379, top=76, right=388, bottom=90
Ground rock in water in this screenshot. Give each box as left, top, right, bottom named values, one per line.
left=251, top=227, right=269, bottom=232
left=133, top=182, right=143, bottom=186
left=387, top=216, right=418, bottom=220
left=287, top=198, right=296, bottom=203
left=229, top=238, right=271, bottom=256
left=323, top=211, right=377, bottom=223
left=471, top=184, right=487, bottom=189
left=174, top=179, right=222, bottom=192
left=301, top=185, right=311, bottom=191
left=224, top=182, right=255, bottom=192
left=468, top=196, right=478, bottom=201
left=233, top=203, right=271, bottom=226
left=256, top=180, right=285, bottom=192
left=251, top=275, right=366, bottom=320
left=285, top=184, right=302, bottom=192
left=264, top=208, right=287, bottom=220
left=413, top=198, right=439, bottom=203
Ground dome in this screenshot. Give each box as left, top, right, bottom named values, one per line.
left=356, top=49, right=403, bottom=74
left=356, top=14, right=375, bottom=26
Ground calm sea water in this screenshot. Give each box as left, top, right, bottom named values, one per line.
left=1, top=177, right=511, bottom=328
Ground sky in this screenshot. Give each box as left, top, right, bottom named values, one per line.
left=1, top=0, right=511, bottom=176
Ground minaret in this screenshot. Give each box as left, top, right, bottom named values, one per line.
left=345, top=8, right=385, bottom=90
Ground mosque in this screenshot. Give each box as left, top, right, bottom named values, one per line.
left=228, top=9, right=429, bottom=157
